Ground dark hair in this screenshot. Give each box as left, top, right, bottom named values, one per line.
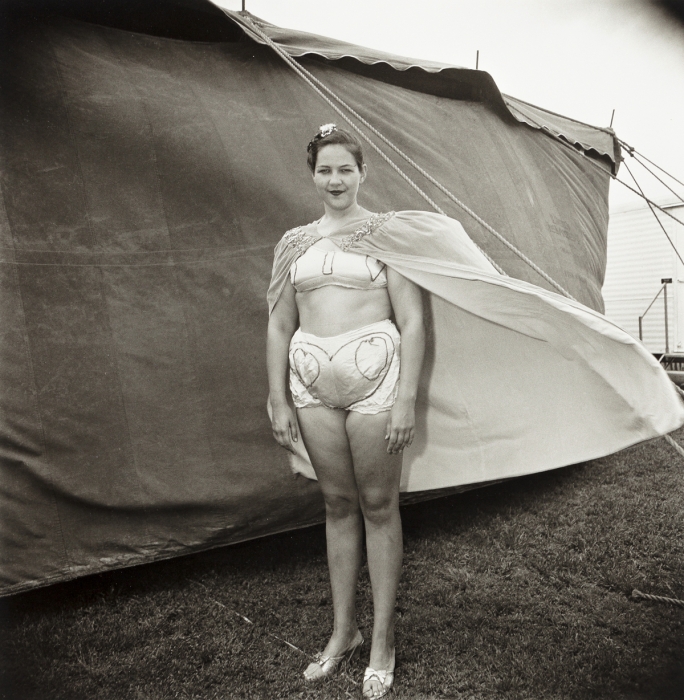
left=306, top=126, right=365, bottom=173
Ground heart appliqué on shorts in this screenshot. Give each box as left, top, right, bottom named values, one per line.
left=355, top=337, right=390, bottom=380
left=290, top=332, right=396, bottom=409
left=291, top=348, right=320, bottom=388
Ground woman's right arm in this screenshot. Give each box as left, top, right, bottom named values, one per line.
left=267, top=280, right=299, bottom=453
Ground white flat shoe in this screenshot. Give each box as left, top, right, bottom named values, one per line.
left=362, top=648, right=395, bottom=698
left=303, top=630, right=363, bottom=682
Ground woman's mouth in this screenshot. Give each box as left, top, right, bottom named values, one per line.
left=328, top=190, right=345, bottom=196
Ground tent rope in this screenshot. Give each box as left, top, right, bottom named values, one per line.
left=630, top=153, right=684, bottom=205
left=513, top=115, right=684, bottom=230
left=502, top=107, right=684, bottom=231
left=618, top=140, right=684, bottom=191
left=612, top=177, right=684, bottom=228
left=622, top=160, right=684, bottom=266
left=632, top=589, right=684, bottom=609
left=239, top=14, right=593, bottom=300
left=663, top=433, right=684, bottom=461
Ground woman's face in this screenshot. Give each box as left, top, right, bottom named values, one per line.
left=312, top=144, right=367, bottom=212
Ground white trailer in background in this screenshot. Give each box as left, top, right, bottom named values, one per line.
left=603, top=201, right=684, bottom=356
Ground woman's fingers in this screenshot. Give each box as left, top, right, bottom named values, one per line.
left=271, top=406, right=298, bottom=453
left=276, top=430, right=296, bottom=454
left=387, top=425, right=415, bottom=453
left=272, top=425, right=295, bottom=453
left=387, top=427, right=407, bottom=453
left=386, top=425, right=398, bottom=453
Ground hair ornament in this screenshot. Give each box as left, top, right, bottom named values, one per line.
left=307, top=123, right=338, bottom=153
left=318, top=123, right=337, bottom=137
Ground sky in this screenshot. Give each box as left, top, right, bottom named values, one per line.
left=213, top=0, right=684, bottom=213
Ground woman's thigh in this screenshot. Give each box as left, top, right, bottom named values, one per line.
left=345, top=411, right=402, bottom=503
left=297, top=406, right=357, bottom=498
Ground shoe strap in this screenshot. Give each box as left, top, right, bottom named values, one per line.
left=314, top=634, right=363, bottom=666
left=364, top=667, right=392, bottom=684
left=313, top=651, right=344, bottom=665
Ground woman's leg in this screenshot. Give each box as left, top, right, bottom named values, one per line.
left=346, top=411, right=403, bottom=674
left=297, top=406, right=364, bottom=658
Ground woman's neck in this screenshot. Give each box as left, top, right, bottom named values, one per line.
left=318, top=204, right=370, bottom=233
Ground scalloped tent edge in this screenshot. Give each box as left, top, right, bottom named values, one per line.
left=219, top=7, right=620, bottom=170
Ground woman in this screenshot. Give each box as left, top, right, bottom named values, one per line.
left=267, top=124, right=425, bottom=698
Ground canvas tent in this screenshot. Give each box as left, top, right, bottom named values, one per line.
left=0, top=0, right=673, bottom=596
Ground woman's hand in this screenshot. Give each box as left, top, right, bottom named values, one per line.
left=267, top=280, right=299, bottom=454
left=270, top=401, right=299, bottom=454
left=385, top=399, right=415, bottom=454
left=386, top=268, right=424, bottom=456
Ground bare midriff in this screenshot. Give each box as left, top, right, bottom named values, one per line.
left=295, top=286, right=392, bottom=337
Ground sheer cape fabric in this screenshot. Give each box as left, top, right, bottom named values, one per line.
left=269, top=211, right=684, bottom=491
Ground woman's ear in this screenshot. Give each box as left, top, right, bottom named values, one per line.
left=359, top=163, right=368, bottom=184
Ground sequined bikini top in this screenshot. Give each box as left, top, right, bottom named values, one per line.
left=289, top=245, right=387, bottom=293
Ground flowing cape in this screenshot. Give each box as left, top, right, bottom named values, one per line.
left=268, top=211, right=684, bottom=492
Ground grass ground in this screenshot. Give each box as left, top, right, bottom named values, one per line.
left=1, top=429, right=683, bottom=700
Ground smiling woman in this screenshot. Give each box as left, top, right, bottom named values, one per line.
left=267, top=125, right=425, bottom=698
left=310, top=126, right=367, bottom=215
left=264, top=119, right=684, bottom=698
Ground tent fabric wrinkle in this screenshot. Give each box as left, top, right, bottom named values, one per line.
left=0, top=2, right=664, bottom=595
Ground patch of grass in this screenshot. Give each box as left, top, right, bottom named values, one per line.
left=2, top=429, right=683, bottom=699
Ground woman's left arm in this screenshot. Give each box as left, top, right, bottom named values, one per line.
left=386, top=268, right=425, bottom=454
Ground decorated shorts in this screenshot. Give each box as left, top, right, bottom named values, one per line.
left=288, top=319, right=400, bottom=414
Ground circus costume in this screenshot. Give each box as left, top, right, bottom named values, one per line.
left=268, top=211, right=684, bottom=492
left=289, top=319, right=401, bottom=414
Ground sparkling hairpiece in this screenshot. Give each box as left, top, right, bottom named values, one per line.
left=318, top=123, right=337, bottom=137
left=307, top=123, right=338, bottom=152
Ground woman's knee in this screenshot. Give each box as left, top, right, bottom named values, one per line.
left=323, top=491, right=361, bottom=521
left=359, top=490, right=399, bottom=525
